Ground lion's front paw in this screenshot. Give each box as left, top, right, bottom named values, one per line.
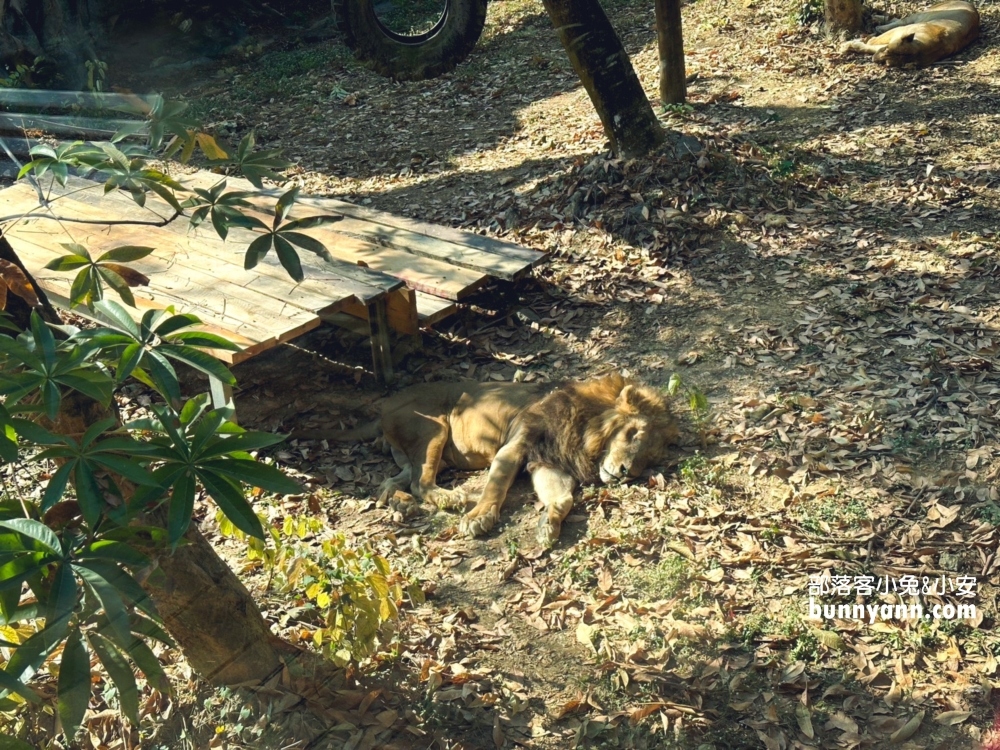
left=423, top=486, right=468, bottom=510
left=459, top=503, right=500, bottom=538
left=536, top=515, right=561, bottom=548
left=388, top=490, right=421, bottom=521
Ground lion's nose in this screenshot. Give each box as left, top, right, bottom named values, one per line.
left=617, top=465, right=629, bottom=479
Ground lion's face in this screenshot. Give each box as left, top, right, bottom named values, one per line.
left=874, top=32, right=919, bottom=65
left=592, top=385, right=680, bottom=484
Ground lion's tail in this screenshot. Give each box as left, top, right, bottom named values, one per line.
left=290, top=419, right=382, bottom=443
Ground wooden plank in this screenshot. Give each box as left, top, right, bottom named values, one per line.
left=179, top=171, right=546, bottom=272
left=367, top=298, right=394, bottom=385
left=40, top=179, right=405, bottom=306
left=6, top=209, right=324, bottom=340
left=0, top=113, right=146, bottom=139
left=6, top=233, right=295, bottom=364
left=0, top=90, right=160, bottom=112
left=36, top=175, right=486, bottom=300
left=7, top=241, right=278, bottom=365
left=177, top=171, right=530, bottom=286
left=340, top=286, right=419, bottom=337
left=415, top=291, right=457, bottom=326
left=0, top=184, right=396, bottom=313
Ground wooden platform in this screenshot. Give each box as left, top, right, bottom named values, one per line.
left=0, top=171, right=545, bottom=390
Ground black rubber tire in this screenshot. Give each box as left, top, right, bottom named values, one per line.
left=334, top=0, right=488, bottom=81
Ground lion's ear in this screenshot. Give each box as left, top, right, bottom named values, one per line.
left=615, top=385, right=636, bottom=409
left=897, top=32, right=915, bottom=45
left=617, top=384, right=641, bottom=411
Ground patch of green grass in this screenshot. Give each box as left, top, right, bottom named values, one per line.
left=624, top=553, right=690, bottom=600
left=678, top=453, right=725, bottom=487
left=798, top=494, right=868, bottom=534
left=978, top=501, right=1000, bottom=526
left=228, top=43, right=354, bottom=100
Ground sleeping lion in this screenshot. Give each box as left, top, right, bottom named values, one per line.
left=840, top=0, right=979, bottom=67
left=295, top=375, right=679, bottom=545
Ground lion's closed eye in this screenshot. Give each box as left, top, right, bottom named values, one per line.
left=626, top=427, right=639, bottom=442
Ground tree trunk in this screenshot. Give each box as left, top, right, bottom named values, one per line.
left=0, top=0, right=105, bottom=88
left=540, top=0, right=665, bottom=158
left=0, top=232, right=284, bottom=686
left=825, top=0, right=864, bottom=35
left=655, top=0, right=686, bottom=105
left=141, top=509, right=285, bottom=685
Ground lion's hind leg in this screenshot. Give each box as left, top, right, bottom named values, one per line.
left=531, top=466, right=577, bottom=547
left=400, top=414, right=467, bottom=510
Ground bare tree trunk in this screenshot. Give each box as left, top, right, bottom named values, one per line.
left=825, top=0, right=864, bottom=34
left=655, top=0, right=686, bottom=105
left=0, top=232, right=284, bottom=686
left=0, top=0, right=101, bottom=87
left=141, top=509, right=285, bottom=685
left=540, top=0, right=665, bottom=158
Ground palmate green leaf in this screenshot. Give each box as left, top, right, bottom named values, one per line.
left=274, top=186, right=299, bottom=226
left=73, top=462, right=105, bottom=528
left=197, top=470, right=264, bottom=539
left=151, top=311, right=201, bottom=338
left=30, top=311, right=56, bottom=367
left=0, top=668, right=40, bottom=705
left=93, top=300, right=141, bottom=338
left=95, top=245, right=155, bottom=264
left=45, top=255, right=92, bottom=272
left=167, top=470, right=195, bottom=546
left=97, top=266, right=136, bottom=308
left=119, top=634, right=169, bottom=694
left=143, top=350, right=181, bottom=407
left=76, top=560, right=156, bottom=620
left=116, top=342, right=143, bottom=383
left=69, top=266, right=97, bottom=308
left=129, top=613, right=173, bottom=648
left=244, top=233, right=273, bottom=270
left=196, top=430, right=286, bottom=459
left=168, top=331, right=241, bottom=352
left=74, top=566, right=131, bottom=646
left=76, top=540, right=150, bottom=568
left=57, top=628, right=90, bottom=740
left=281, top=230, right=334, bottom=263
left=87, top=633, right=138, bottom=723
left=157, top=344, right=236, bottom=386
left=44, top=564, right=78, bottom=627
left=273, top=234, right=303, bottom=283
left=54, top=368, right=115, bottom=408
left=4, top=611, right=70, bottom=685
left=41, top=462, right=74, bottom=512
left=0, top=519, right=62, bottom=556
left=201, top=458, right=301, bottom=495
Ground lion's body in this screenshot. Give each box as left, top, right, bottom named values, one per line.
left=840, top=0, right=979, bottom=67
left=301, top=375, right=678, bottom=544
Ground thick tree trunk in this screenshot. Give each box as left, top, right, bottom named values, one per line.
left=0, top=232, right=284, bottom=686
left=0, top=0, right=110, bottom=88
left=540, top=0, right=665, bottom=158
left=825, top=0, right=864, bottom=34
left=141, top=509, right=285, bottom=685
left=655, top=0, right=686, bottom=105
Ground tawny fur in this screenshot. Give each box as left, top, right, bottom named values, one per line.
left=295, top=375, right=679, bottom=544
left=840, top=0, right=979, bottom=67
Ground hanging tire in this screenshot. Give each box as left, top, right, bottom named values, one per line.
left=334, top=0, right=488, bottom=81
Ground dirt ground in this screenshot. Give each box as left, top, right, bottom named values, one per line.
left=71, top=0, right=1000, bottom=747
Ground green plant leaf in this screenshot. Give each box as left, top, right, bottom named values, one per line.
left=95, top=245, right=155, bottom=264
left=201, top=458, right=301, bottom=495
left=87, top=633, right=138, bottom=723
left=57, top=628, right=90, bottom=741
left=0, top=519, right=62, bottom=556
left=197, top=471, right=264, bottom=539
